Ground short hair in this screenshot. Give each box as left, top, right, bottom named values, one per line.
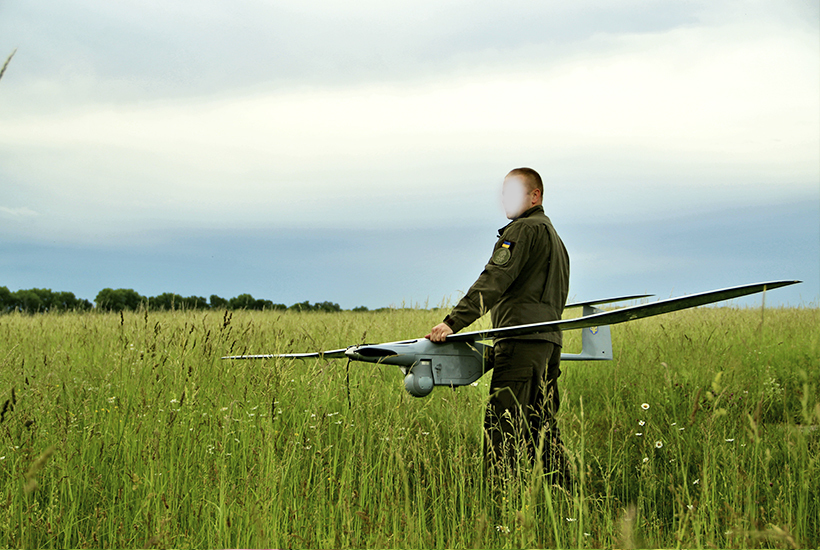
left=507, top=167, right=543, bottom=197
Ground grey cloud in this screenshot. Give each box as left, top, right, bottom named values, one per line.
left=2, top=0, right=704, bottom=103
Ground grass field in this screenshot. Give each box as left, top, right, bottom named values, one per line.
left=0, top=305, right=818, bottom=548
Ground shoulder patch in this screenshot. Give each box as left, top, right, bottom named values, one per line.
left=492, top=247, right=511, bottom=265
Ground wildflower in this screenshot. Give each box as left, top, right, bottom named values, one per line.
left=635, top=432, right=643, bottom=436
left=566, top=517, right=577, bottom=522
left=327, top=412, right=340, bottom=417
left=638, top=420, right=645, bottom=426
left=170, top=398, right=179, bottom=404
left=687, top=504, right=694, bottom=511
left=496, top=525, right=510, bottom=534
left=725, top=438, right=735, bottom=442
left=693, top=478, right=699, bottom=485
left=655, top=440, right=663, bottom=449
left=422, top=432, right=429, bottom=436
left=641, top=403, right=650, bottom=410
left=107, top=397, right=116, bottom=404
left=642, top=457, right=649, bottom=463
left=584, top=532, right=591, bottom=537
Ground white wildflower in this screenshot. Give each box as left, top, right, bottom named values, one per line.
left=655, top=440, right=663, bottom=449
left=641, top=403, right=650, bottom=410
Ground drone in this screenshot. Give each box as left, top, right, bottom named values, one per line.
left=223, top=280, right=799, bottom=397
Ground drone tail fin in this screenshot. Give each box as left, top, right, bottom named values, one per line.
left=561, top=304, right=613, bottom=361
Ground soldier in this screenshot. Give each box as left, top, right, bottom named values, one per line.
left=426, top=167, right=570, bottom=484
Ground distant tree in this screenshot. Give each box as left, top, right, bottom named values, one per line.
left=52, top=290, right=90, bottom=311
left=182, top=295, right=209, bottom=310
left=314, top=301, right=342, bottom=313
left=288, top=300, right=312, bottom=312
left=0, top=287, right=92, bottom=313
left=209, top=294, right=229, bottom=309
left=15, top=289, right=47, bottom=312
left=149, top=292, right=183, bottom=311
left=253, top=298, right=274, bottom=310
left=286, top=300, right=342, bottom=313
left=0, top=286, right=11, bottom=313
left=95, top=288, right=146, bottom=312
left=270, top=303, right=287, bottom=311
left=352, top=305, right=369, bottom=312
left=229, top=294, right=257, bottom=310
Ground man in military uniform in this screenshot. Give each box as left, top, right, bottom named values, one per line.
left=426, top=167, right=570, bottom=484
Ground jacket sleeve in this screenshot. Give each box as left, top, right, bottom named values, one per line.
left=444, top=223, right=535, bottom=333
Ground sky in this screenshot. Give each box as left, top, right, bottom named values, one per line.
left=1, top=0, right=818, bottom=311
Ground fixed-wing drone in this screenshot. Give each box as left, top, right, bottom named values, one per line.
left=223, top=280, right=799, bottom=397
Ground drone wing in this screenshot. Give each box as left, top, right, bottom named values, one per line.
left=564, top=294, right=653, bottom=309
left=223, top=348, right=349, bottom=360
left=447, top=280, right=800, bottom=342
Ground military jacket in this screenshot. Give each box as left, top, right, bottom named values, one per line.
left=444, top=205, right=570, bottom=345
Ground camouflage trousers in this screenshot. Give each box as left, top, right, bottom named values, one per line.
left=484, top=339, right=570, bottom=486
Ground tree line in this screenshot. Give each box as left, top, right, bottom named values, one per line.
left=0, top=286, right=360, bottom=314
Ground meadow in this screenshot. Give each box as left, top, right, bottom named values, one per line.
left=0, top=304, right=817, bottom=548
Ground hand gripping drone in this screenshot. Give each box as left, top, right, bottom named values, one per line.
left=223, top=280, right=799, bottom=397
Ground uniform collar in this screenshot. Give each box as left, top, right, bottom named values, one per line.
left=498, top=205, right=544, bottom=235
left=518, top=205, right=544, bottom=219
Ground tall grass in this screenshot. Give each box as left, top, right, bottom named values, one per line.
left=0, top=306, right=817, bottom=548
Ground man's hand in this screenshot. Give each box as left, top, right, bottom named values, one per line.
left=426, top=322, right=454, bottom=343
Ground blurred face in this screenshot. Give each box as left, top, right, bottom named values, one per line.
left=502, top=175, right=536, bottom=219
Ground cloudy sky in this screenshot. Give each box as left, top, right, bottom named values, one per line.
left=1, top=0, right=818, bottom=310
